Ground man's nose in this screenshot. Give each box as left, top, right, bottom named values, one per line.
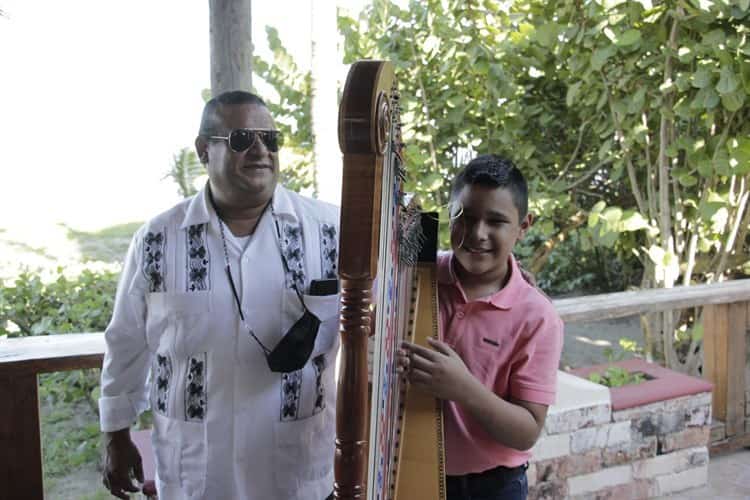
left=246, top=132, right=269, bottom=155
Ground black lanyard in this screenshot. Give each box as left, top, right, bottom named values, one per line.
left=213, top=199, right=308, bottom=356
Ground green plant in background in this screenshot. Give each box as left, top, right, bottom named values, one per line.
left=0, top=267, right=119, bottom=483
left=165, top=147, right=205, bottom=198
left=340, top=0, right=750, bottom=374
left=338, top=0, right=642, bottom=285
left=0, top=267, right=118, bottom=337
left=588, top=366, right=648, bottom=388
left=252, top=26, right=316, bottom=194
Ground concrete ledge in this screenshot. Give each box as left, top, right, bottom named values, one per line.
left=570, top=359, right=713, bottom=411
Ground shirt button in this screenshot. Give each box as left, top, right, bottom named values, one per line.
left=456, top=311, right=465, bottom=319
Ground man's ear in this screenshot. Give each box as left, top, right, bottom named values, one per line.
left=519, top=212, right=534, bottom=239
left=195, top=136, right=209, bottom=164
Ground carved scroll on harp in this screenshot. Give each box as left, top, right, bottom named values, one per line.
left=335, top=60, right=446, bottom=500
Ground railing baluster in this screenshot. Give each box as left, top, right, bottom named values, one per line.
left=0, top=372, right=43, bottom=499
left=703, top=301, right=748, bottom=437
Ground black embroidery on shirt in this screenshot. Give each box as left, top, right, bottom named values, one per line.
left=186, top=224, right=210, bottom=292
left=185, top=353, right=207, bottom=422
left=154, top=353, right=172, bottom=415
left=280, top=221, right=305, bottom=291
left=143, top=230, right=166, bottom=292
left=320, top=223, right=338, bottom=279
left=280, top=370, right=302, bottom=421
left=312, top=354, right=326, bottom=414
left=482, top=337, right=500, bottom=347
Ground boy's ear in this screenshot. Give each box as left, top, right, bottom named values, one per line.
left=519, top=212, right=534, bottom=239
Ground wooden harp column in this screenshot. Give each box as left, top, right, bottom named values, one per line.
left=335, top=60, right=395, bottom=500
left=335, top=60, right=446, bottom=500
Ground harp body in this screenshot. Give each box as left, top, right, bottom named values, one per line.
left=335, top=60, right=446, bottom=500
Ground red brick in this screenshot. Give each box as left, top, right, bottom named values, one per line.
left=602, top=437, right=657, bottom=467
left=529, top=479, right=568, bottom=500
left=535, top=451, right=602, bottom=481
left=659, top=426, right=710, bottom=453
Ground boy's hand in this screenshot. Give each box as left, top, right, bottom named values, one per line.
left=398, top=338, right=476, bottom=403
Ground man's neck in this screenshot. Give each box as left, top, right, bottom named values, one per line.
left=209, top=188, right=272, bottom=237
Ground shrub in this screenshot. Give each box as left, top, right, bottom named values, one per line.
left=1, top=266, right=120, bottom=480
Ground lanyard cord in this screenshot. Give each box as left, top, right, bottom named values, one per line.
left=210, top=190, right=309, bottom=356
left=217, top=218, right=272, bottom=356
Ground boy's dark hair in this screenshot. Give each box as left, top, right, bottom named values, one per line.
left=450, top=154, right=528, bottom=221
left=198, top=90, right=268, bottom=136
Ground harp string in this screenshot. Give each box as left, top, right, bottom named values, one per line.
left=368, top=90, right=411, bottom=500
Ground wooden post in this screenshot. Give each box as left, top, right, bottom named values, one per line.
left=704, top=301, right=748, bottom=437
left=0, top=373, right=43, bottom=499
left=209, top=0, right=253, bottom=95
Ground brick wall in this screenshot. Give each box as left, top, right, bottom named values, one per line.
left=528, top=373, right=711, bottom=499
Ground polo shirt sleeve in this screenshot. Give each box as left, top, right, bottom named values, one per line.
left=506, top=306, right=563, bottom=406
left=99, top=228, right=151, bottom=432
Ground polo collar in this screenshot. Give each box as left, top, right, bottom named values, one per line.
left=437, top=252, right=524, bottom=310
left=180, top=183, right=298, bottom=230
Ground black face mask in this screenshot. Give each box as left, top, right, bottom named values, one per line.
left=212, top=192, right=324, bottom=373
left=265, top=308, right=321, bottom=372
left=222, top=251, right=323, bottom=373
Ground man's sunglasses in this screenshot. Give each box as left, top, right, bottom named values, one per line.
left=209, top=128, right=283, bottom=153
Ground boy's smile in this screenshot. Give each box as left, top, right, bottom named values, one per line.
left=450, top=184, right=532, bottom=297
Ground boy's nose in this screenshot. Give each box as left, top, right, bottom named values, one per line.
left=470, top=221, right=489, bottom=240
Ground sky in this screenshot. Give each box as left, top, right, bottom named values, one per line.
left=0, top=0, right=367, bottom=231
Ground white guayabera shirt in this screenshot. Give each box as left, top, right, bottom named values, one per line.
left=99, top=185, right=341, bottom=500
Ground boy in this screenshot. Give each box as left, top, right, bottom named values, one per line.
left=399, top=154, right=563, bottom=500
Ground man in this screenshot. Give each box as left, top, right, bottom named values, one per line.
left=100, top=91, right=340, bottom=500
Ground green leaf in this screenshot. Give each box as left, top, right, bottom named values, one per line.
left=721, top=90, right=746, bottom=112
left=615, top=29, right=642, bottom=47
left=566, top=82, right=582, bottom=108
left=716, top=66, right=739, bottom=95
left=535, top=23, right=559, bottom=48
left=628, top=87, right=647, bottom=113
left=620, top=211, right=650, bottom=231
left=678, top=173, right=698, bottom=187
left=677, top=46, right=694, bottom=63
left=591, top=46, right=616, bottom=70
left=691, top=68, right=713, bottom=89
left=602, top=207, right=623, bottom=223
left=702, top=29, right=725, bottom=47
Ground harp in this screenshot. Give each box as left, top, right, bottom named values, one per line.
left=334, top=60, right=446, bottom=500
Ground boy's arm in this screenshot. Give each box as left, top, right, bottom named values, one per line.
left=400, top=338, right=546, bottom=451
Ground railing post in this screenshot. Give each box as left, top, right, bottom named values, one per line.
left=0, top=372, right=43, bottom=499
left=703, top=301, right=748, bottom=437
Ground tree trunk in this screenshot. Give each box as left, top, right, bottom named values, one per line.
left=209, top=0, right=253, bottom=95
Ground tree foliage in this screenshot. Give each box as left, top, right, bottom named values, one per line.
left=339, top=0, right=750, bottom=371
left=253, top=26, right=316, bottom=194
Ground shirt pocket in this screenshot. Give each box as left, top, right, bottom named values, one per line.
left=303, top=292, right=340, bottom=358
left=272, top=406, right=335, bottom=492
left=152, top=413, right=207, bottom=498
left=146, top=292, right=212, bottom=358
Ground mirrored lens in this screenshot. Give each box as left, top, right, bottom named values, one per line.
left=228, top=129, right=255, bottom=152
left=227, top=129, right=282, bottom=153
left=258, top=130, right=282, bottom=152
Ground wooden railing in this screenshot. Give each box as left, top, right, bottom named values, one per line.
left=1, top=279, right=749, bottom=499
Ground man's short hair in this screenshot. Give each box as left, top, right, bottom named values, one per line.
left=198, top=90, right=267, bottom=136
left=450, top=154, right=528, bottom=221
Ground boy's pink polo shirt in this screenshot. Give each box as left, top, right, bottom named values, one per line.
left=438, top=252, right=563, bottom=475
